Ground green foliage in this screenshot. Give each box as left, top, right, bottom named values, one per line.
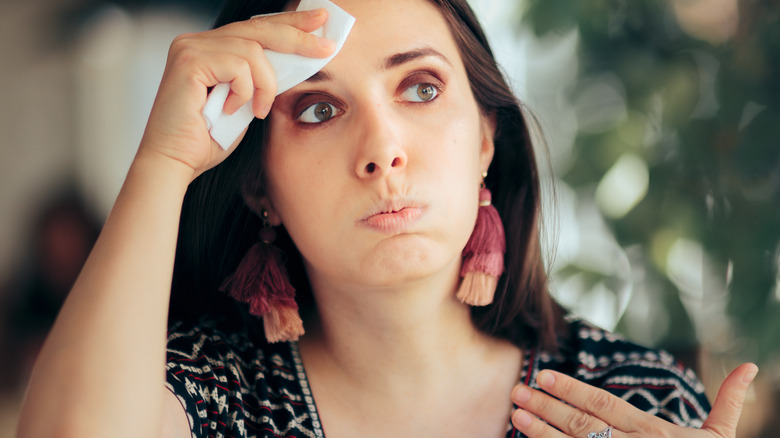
left=523, top=0, right=780, bottom=363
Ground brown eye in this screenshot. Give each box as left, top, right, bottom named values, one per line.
left=417, top=84, right=436, bottom=101
left=298, top=102, right=339, bottom=123
left=313, top=103, right=332, bottom=120
left=401, top=83, right=439, bottom=102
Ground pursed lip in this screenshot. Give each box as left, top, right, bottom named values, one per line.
left=359, top=197, right=425, bottom=234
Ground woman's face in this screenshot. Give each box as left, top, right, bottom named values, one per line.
left=260, top=0, right=494, bottom=293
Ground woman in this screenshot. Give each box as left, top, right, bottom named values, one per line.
left=17, top=0, right=756, bottom=437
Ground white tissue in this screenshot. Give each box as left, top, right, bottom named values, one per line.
left=202, top=0, right=355, bottom=149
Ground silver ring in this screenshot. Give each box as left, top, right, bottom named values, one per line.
left=588, top=426, right=613, bottom=438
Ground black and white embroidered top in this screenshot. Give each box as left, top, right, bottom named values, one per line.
left=165, top=318, right=711, bottom=438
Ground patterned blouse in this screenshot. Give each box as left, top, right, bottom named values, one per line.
left=165, top=317, right=711, bottom=438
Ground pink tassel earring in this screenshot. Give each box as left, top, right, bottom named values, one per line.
left=456, top=178, right=506, bottom=306
left=220, top=210, right=304, bottom=342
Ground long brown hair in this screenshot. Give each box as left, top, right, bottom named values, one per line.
left=171, top=0, right=567, bottom=352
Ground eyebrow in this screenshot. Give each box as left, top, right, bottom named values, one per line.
left=383, top=47, right=453, bottom=70
left=304, top=70, right=333, bottom=83
left=303, top=46, right=452, bottom=84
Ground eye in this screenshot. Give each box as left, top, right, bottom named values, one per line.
left=298, top=102, right=340, bottom=124
left=400, top=83, right=439, bottom=103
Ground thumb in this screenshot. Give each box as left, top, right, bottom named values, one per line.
left=702, top=362, right=758, bottom=438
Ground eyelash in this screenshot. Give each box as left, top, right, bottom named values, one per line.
left=294, top=72, right=444, bottom=126
left=398, top=72, right=444, bottom=104
left=297, top=101, right=341, bottom=124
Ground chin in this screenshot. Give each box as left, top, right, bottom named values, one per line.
left=356, top=241, right=459, bottom=287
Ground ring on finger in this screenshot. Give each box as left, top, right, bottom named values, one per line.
left=587, top=426, right=613, bottom=438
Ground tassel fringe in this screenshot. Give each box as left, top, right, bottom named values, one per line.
left=220, top=240, right=302, bottom=343
left=456, top=188, right=505, bottom=306
left=456, top=272, right=499, bottom=306
left=263, top=304, right=305, bottom=343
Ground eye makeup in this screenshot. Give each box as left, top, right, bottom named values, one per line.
left=274, top=53, right=453, bottom=128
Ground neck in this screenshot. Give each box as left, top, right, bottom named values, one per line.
left=296, top=261, right=524, bottom=438
left=298, top=259, right=516, bottom=395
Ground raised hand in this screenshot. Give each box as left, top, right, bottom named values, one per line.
left=140, top=8, right=335, bottom=181
left=511, top=363, right=758, bottom=438
left=17, top=10, right=336, bottom=438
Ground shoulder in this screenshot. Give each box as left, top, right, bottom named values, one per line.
left=532, top=318, right=711, bottom=428
left=165, top=317, right=320, bottom=438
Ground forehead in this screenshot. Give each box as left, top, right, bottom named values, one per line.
left=319, top=0, right=462, bottom=72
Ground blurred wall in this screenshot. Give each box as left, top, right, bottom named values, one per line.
left=0, top=0, right=79, bottom=284
left=0, top=1, right=209, bottom=281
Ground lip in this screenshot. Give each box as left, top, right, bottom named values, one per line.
left=359, top=198, right=425, bottom=234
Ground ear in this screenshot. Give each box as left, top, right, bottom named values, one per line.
left=241, top=186, right=283, bottom=226
left=479, top=111, right=497, bottom=174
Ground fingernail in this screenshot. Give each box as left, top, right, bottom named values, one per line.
left=512, top=386, right=531, bottom=403
left=513, top=410, right=533, bottom=427
left=308, top=8, right=325, bottom=17
left=743, top=364, right=759, bottom=384
left=538, top=371, right=555, bottom=388
left=318, top=37, right=334, bottom=49
left=258, top=101, right=272, bottom=119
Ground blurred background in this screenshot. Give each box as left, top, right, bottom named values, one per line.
left=0, top=0, right=777, bottom=435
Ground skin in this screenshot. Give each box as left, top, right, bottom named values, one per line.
left=510, top=364, right=758, bottom=438
left=257, top=0, right=495, bottom=329
left=16, top=0, right=756, bottom=437
left=248, top=1, right=522, bottom=436
left=16, top=9, right=335, bottom=438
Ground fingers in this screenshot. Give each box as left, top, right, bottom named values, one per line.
left=202, top=9, right=336, bottom=116
left=143, top=8, right=339, bottom=173
left=165, top=35, right=268, bottom=118
left=216, top=9, right=335, bottom=58
left=190, top=38, right=277, bottom=116
left=167, top=9, right=337, bottom=119
left=531, top=370, right=647, bottom=431
left=511, top=383, right=612, bottom=438
left=702, top=363, right=758, bottom=437
left=511, top=408, right=570, bottom=438
left=252, top=9, right=336, bottom=54
left=272, top=8, right=332, bottom=33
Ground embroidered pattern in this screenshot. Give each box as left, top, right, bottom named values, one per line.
left=166, top=319, right=710, bottom=438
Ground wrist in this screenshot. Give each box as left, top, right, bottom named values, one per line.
left=130, top=145, right=199, bottom=190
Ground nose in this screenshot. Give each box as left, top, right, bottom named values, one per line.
left=354, top=104, right=408, bottom=179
